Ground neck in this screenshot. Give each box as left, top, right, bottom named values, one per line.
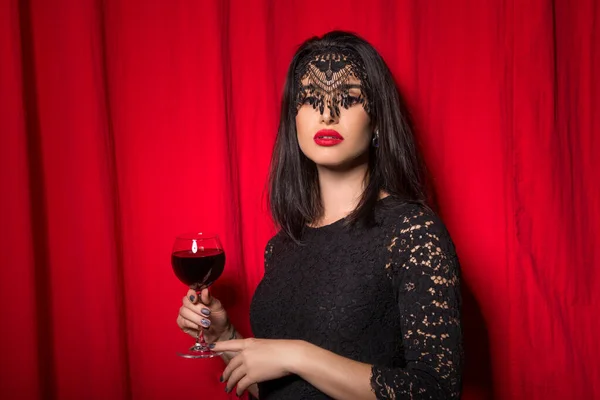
left=315, top=162, right=369, bottom=226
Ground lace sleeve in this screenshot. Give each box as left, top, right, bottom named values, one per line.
left=370, top=208, right=464, bottom=399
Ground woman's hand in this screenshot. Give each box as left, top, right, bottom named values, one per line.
left=176, top=288, right=233, bottom=343
left=212, top=338, right=305, bottom=396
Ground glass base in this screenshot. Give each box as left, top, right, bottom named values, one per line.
left=178, top=342, right=223, bottom=359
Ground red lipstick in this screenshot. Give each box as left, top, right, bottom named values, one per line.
left=313, top=129, right=344, bottom=146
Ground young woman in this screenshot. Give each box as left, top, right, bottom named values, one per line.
left=177, top=31, right=463, bottom=399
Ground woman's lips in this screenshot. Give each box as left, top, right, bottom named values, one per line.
left=313, top=129, right=344, bottom=146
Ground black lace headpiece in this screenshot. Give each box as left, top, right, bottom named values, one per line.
left=294, top=47, right=371, bottom=117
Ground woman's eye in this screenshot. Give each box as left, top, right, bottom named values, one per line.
left=345, top=96, right=361, bottom=106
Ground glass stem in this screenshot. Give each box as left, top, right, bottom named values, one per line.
left=193, top=289, right=208, bottom=350
left=197, top=328, right=208, bottom=349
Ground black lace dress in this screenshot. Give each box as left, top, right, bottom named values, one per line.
left=249, top=198, right=463, bottom=399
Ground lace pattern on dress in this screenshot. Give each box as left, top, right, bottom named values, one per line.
left=370, top=209, right=463, bottom=399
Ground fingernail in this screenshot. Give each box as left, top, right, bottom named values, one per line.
left=189, top=295, right=195, bottom=302
left=209, top=343, right=215, bottom=349
left=219, top=375, right=223, bottom=382
left=225, top=387, right=230, bottom=393
left=201, top=308, right=211, bottom=316
left=200, top=319, right=211, bottom=328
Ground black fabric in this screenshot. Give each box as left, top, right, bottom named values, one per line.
left=250, top=198, right=463, bottom=399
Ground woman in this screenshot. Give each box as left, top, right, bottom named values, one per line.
left=177, top=31, right=463, bottom=399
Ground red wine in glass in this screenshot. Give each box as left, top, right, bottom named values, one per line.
left=171, top=232, right=225, bottom=358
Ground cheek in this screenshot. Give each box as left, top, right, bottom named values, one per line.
left=295, top=108, right=314, bottom=140
left=353, top=129, right=372, bottom=154
left=341, top=109, right=372, bottom=145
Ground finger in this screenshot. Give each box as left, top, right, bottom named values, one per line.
left=182, top=296, right=213, bottom=319
left=177, top=313, right=202, bottom=333
left=226, top=367, right=247, bottom=395
left=181, top=326, right=199, bottom=337
left=177, top=315, right=199, bottom=337
left=182, top=326, right=198, bottom=334
left=180, top=306, right=211, bottom=329
left=186, top=289, right=198, bottom=304
left=222, top=352, right=244, bottom=382
left=235, top=376, right=254, bottom=397
left=185, top=290, right=226, bottom=316
left=200, top=288, right=213, bottom=306
left=211, top=339, right=247, bottom=353
left=224, top=360, right=246, bottom=393
left=177, top=314, right=198, bottom=330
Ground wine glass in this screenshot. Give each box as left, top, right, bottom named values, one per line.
left=171, top=232, right=225, bottom=358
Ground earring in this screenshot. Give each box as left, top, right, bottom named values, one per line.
left=372, top=129, right=380, bottom=148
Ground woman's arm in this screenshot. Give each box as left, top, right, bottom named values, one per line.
left=290, top=210, right=463, bottom=399
left=289, top=341, right=375, bottom=399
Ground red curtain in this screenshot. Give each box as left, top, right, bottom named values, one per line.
left=1, top=1, right=598, bottom=399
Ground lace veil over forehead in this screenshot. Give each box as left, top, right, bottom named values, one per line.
left=294, top=48, right=372, bottom=117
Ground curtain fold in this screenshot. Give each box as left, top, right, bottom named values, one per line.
left=0, top=0, right=597, bottom=399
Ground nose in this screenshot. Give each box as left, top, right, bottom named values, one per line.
left=319, top=103, right=339, bottom=125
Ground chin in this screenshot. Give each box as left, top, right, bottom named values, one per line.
left=309, top=154, right=365, bottom=171
left=302, top=149, right=342, bottom=167
left=314, top=160, right=349, bottom=169
left=300, top=143, right=369, bottom=170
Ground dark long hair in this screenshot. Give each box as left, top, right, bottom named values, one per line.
left=268, top=31, right=427, bottom=242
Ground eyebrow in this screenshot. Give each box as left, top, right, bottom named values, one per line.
left=300, top=83, right=364, bottom=90
left=345, top=84, right=363, bottom=89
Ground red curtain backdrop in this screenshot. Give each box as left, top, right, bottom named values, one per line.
left=1, top=1, right=598, bottom=399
